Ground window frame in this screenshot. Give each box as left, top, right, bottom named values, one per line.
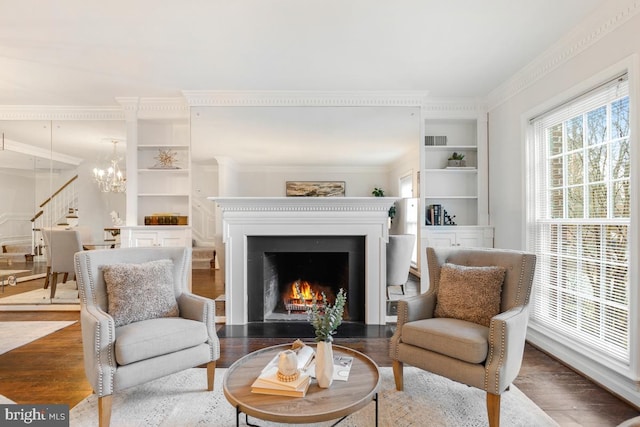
left=524, top=60, right=639, bottom=382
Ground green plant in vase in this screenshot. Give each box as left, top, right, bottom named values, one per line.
left=297, top=284, right=347, bottom=388
left=307, top=288, right=347, bottom=343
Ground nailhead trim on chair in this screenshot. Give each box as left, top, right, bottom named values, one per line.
left=79, top=253, right=116, bottom=397
left=485, top=317, right=507, bottom=394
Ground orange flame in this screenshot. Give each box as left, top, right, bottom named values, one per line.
left=291, top=281, right=322, bottom=301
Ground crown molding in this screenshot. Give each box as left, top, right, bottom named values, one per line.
left=182, top=90, right=429, bottom=108
left=422, top=98, right=487, bottom=119
left=487, top=0, right=640, bottom=110
left=0, top=106, right=124, bottom=121
left=115, top=97, right=189, bottom=120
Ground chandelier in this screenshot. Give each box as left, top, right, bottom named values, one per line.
left=93, top=140, right=126, bottom=193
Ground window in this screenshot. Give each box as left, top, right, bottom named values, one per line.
left=399, top=172, right=418, bottom=265
left=527, top=74, right=630, bottom=363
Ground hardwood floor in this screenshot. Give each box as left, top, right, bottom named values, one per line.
left=0, top=268, right=637, bottom=426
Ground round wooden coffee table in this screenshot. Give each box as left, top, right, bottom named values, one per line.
left=223, top=343, right=381, bottom=426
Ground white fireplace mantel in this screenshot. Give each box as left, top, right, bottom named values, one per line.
left=210, top=197, right=399, bottom=325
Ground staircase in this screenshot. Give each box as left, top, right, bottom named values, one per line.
left=192, top=246, right=216, bottom=269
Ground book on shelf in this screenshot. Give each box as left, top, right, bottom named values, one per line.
left=426, top=204, right=443, bottom=226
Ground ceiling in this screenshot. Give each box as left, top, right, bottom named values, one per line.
left=0, top=0, right=606, bottom=166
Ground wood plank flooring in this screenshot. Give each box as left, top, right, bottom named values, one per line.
left=0, top=268, right=637, bottom=426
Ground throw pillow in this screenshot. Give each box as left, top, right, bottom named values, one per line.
left=434, top=263, right=506, bottom=327
left=103, top=259, right=179, bottom=327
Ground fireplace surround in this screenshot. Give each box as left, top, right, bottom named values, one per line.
left=211, top=197, right=398, bottom=325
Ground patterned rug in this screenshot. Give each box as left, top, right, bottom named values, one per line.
left=0, top=321, right=76, bottom=355
left=70, top=367, right=558, bottom=427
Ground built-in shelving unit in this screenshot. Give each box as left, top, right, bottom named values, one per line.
left=419, top=108, right=493, bottom=292
left=136, top=119, right=191, bottom=226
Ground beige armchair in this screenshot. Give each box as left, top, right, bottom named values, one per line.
left=390, top=246, right=536, bottom=427
left=74, top=246, right=220, bottom=427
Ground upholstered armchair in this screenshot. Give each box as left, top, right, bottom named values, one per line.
left=386, top=234, right=415, bottom=299
left=390, top=246, right=536, bottom=427
left=74, top=246, right=220, bottom=427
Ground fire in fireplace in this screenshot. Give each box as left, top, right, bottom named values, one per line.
left=247, top=236, right=365, bottom=323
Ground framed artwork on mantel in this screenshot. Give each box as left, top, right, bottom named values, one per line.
left=286, top=181, right=346, bottom=197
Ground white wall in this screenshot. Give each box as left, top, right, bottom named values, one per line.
left=233, top=165, right=390, bottom=197
left=0, top=170, right=36, bottom=244
left=488, top=3, right=640, bottom=250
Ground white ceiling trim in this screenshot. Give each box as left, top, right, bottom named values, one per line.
left=0, top=106, right=124, bottom=121
left=422, top=98, right=487, bottom=119
left=116, top=97, right=190, bottom=120
left=487, top=0, right=640, bottom=110
left=182, top=91, right=429, bottom=108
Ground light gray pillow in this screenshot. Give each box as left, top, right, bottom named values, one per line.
left=434, top=263, right=506, bottom=327
left=103, top=259, right=179, bottom=327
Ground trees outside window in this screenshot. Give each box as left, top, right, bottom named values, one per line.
left=528, top=75, right=630, bottom=362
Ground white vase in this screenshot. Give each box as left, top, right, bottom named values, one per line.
left=316, top=341, right=334, bottom=388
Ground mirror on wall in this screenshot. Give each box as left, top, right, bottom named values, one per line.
left=0, top=120, right=126, bottom=307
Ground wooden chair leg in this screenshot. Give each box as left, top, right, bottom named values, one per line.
left=63, top=272, right=69, bottom=283
left=50, top=272, right=58, bottom=299
left=98, top=395, right=112, bottom=427
left=207, top=360, right=216, bottom=391
left=43, top=266, right=51, bottom=289
left=392, top=359, right=404, bottom=391
left=487, top=392, right=501, bottom=427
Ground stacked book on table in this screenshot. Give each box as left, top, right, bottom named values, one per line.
left=251, top=345, right=315, bottom=397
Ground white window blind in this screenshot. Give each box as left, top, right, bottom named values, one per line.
left=527, top=74, right=630, bottom=363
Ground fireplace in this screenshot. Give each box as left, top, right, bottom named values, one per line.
left=247, top=236, right=365, bottom=322
left=211, top=197, right=398, bottom=325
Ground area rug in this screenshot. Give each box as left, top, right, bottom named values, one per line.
left=0, top=321, right=76, bottom=355
left=0, top=280, right=79, bottom=305
left=0, top=269, right=30, bottom=276
left=0, top=395, right=15, bottom=404
left=70, top=367, right=558, bottom=427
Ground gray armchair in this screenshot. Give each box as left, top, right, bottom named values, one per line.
left=390, top=246, right=536, bottom=427
left=74, top=246, right=220, bottom=427
left=386, top=234, right=415, bottom=299
left=42, top=228, right=83, bottom=298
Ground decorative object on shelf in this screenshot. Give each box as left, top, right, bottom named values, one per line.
left=447, top=152, right=466, bottom=167
left=152, top=149, right=180, bottom=169
left=110, top=210, right=124, bottom=226
left=300, top=285, right=347, bottom=388
left=425, top=135, right=447, bottom=146
left=93, top=140, right=126, bottom=193
left=286, top=181, right=345, bottom=197
left=371, top=188, right=397, bottom=221
left=144, top=214, right=188, bottom=225
left=443, top=209, right=457, bottom=226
